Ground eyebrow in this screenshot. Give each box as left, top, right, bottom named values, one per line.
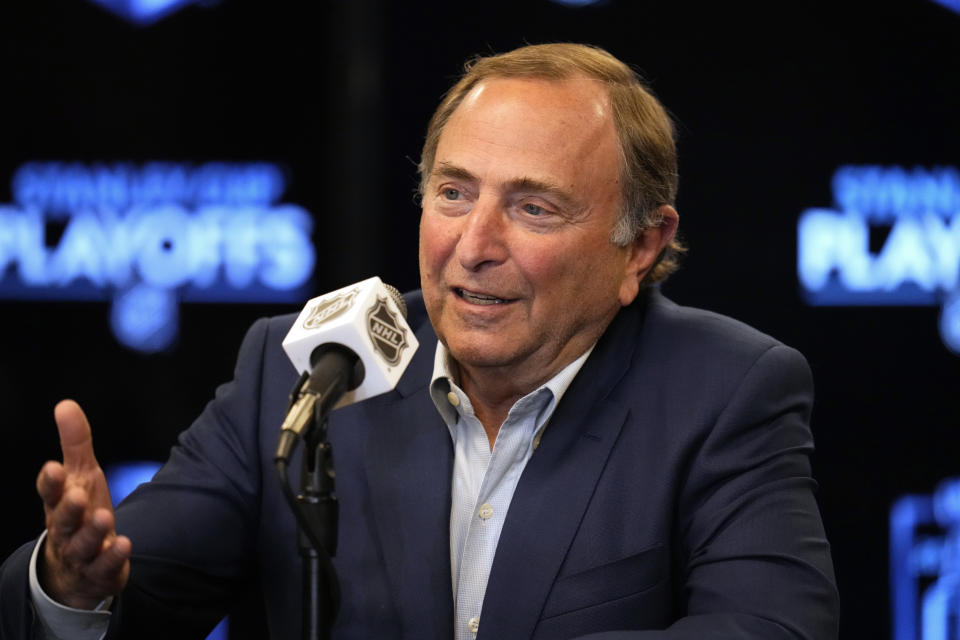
left=431, top=162, right=583, bottom=214
left=431, top=162, right=476, bottom=185
left=508, top=177, right=582, bottom=213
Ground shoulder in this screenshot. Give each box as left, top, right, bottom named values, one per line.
left=650, top=289, right=779, bottom=347
left=610, top=289, right=811, bottom=406
left=644, top=289, right=801, bottom=362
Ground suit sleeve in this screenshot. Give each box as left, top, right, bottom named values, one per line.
left=102, top=317, right=276, bottom=638
left=0, top=541, right=40, bottom=639
left=581, top=345, right=840, bottom=639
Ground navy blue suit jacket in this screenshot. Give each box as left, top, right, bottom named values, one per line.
left=1, top=290, right=839, bottom=639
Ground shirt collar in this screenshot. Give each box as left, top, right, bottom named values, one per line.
left=428, top=341, right=594, bottom=431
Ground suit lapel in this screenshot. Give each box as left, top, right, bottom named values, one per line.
left=364, top=320, right=455, bottom=639
left=477, top=297, right=647, bottom=639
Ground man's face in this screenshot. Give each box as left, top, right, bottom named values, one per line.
left=419, top=75, right=663, bottom=388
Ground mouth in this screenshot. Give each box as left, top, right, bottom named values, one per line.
left=454, top=287, right=512, bottom=305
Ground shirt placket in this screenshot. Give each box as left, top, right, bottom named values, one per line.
left=452, top=394, right=545, bottom=640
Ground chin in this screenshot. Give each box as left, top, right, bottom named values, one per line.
left=445, top=338, right=519, bottom=370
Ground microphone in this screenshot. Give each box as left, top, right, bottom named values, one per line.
left=275, top=277, right=419, bottom=461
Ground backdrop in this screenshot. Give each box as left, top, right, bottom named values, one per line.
left=2, top=1, right=958, bottom=638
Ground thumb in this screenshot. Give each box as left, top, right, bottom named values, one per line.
left=54, top=399, right=99, bottom=471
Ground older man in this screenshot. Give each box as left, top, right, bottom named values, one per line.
left=1, top=44, right=839, bottom=639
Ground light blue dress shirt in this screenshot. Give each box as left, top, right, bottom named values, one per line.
left=428, top=343, right=593, bottom=640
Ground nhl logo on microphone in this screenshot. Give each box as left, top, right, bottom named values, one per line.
left=367, top=296, right=408, bottom=365
left=303, top=287, right=360, bottom=329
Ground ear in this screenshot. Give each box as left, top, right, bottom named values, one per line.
left=618, top=205, right=679, bottom=306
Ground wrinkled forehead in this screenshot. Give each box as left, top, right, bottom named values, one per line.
left=443, top=75, right=624, bottom=185
left=442, top=76, right=618, bottom=161
left=457, top=74, right=612, bottom=128
left=432, top=75, right=623, bottom=213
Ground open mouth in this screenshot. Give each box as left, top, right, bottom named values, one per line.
left=455, top=288, right=511, bottom=305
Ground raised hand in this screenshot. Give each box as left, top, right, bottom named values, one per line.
left=35, top=400, right=131, bottom=609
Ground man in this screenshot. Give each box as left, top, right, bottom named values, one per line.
left=1, top=43, right=840, bottom=638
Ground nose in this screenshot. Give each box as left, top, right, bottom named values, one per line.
left=457, top=195, right=508, bottom=271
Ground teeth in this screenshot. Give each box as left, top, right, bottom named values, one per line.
left=458, top=288, right=507, bottom=305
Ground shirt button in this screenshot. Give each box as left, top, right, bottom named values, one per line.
left=467, top=616, right=480, bottom=634
left=478, top=503, right=494, bottom=520
left=447, top=391, right=460, bottom=407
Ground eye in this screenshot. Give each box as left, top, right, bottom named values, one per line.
left=522, top=203, right=546, bottom=216
left=443, top=188, right=461, bottom=201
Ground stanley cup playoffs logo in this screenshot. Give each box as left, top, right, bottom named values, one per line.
left=366, top=296, right=408, bottom=365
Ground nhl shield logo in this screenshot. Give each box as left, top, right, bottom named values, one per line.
left=366, top=296, right=408, bottom=365
left=303, top=287, right=360, bottom=330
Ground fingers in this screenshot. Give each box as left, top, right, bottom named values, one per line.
left=60, top=503, right=114, bottom=562
left=47, top=486, right=90, bottom=540
left=54, top=399, right=97, bottom=472
left=36, top=461, right=67, bottom=510
left=84, top=533, right=131, bottom=592
left=41, top=526, right=132, bottom=609
left=42, top=503, right=132, bottom=606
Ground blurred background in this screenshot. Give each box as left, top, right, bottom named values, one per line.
left=1, top=1, right=958, bottom=638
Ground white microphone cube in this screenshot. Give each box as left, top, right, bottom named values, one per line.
left=282, top=276, right=419, bottom=406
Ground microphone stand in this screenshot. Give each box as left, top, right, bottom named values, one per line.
left=274, top=283, right=409, bottom=639
left=276, top=363, right=351, bottom=640
left=298, top=414, right=338, bottom=640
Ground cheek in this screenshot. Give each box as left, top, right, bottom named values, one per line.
left=518, top=234, right=609, bottom=282
left=418, top=213, right=443, bottom=271
left=524, top=243, right=625, bottom=307
left=515, top=253, right=560, bottom=286
left=419, top=212, right=455, bottom=288
left=511, top=246, right=584, bottom=308
left=421, top=210, right=465, bottom=269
